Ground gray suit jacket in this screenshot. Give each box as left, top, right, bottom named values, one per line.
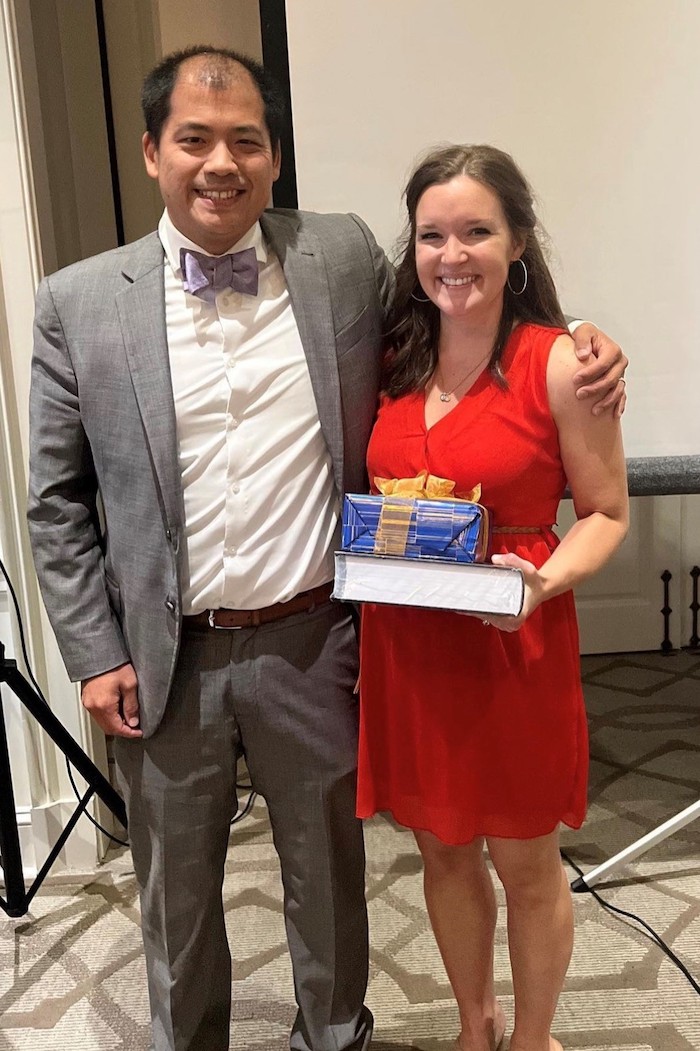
left=28, top=209, right=394, bottom=737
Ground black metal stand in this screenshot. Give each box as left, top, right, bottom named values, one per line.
left=660, top=568, right=673, bottom=653
left=689, top=565, right=700, bottom=650
left=0, top=640, right=127, bottom=917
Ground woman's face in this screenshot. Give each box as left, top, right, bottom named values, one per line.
left=414, top=175, right=523, bottom=325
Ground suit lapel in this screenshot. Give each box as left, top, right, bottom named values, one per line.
left=261, top=212, right=344, bottom=496
left=115, top=234, right=182, bottom=529
left=115, top=216, right=346, bottom=528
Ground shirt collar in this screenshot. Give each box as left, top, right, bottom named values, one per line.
left=158, top=210, right=267, bottom=277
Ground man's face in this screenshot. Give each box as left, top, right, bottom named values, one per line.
left=143, top=63, right=281, bottom=254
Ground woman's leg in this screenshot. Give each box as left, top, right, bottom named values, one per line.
left=413, top=829, right=505, bottom=1051
left=487, top=830, right=572, bottom=1051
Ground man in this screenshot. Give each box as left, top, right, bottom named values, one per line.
left=28, top=46, right=626, bottom=1051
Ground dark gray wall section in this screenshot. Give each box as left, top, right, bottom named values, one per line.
left=626, top=457, right=700, bottom=497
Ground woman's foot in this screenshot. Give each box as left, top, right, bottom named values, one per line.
left=454, top=1000, right=506, bottom=1050
left=508, top=1039, right=563, bottom=1051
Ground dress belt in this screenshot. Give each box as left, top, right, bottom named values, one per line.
left=183, top=582, right=334, bottom=631
left=492, top=526, right=545, bottom=534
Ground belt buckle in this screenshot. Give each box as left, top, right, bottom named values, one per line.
left=207, top=609, right=244, bottom=630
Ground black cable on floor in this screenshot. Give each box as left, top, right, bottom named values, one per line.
left=232, top=786, right=258, bottom=825
left=561, top=848, right=700, bottom=996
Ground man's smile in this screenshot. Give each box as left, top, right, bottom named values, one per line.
left=194, top=187, right=243, bottom=200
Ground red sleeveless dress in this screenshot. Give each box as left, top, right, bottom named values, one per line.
left=356, top=324, right=588, bottom=844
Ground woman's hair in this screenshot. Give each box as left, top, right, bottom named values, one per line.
left=383, top=143, right=567, bottom=398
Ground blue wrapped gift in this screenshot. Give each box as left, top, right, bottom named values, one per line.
left=341, top=492, right=490, bottom=563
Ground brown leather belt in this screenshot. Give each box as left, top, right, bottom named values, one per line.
left=492, top=526, right=544, bottom=534
left=183, top=582, right=334, bottom=631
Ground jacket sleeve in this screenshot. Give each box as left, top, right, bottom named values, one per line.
left=349, top=212, right=396, bottom=320
left=27, top=277, right=130, bottom=682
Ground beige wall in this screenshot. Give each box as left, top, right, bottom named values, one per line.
left=286, top=0, right=700, bottom=459
left=27, top=0, right=117, bottom=270
left=155, top=0, right=262, bottom=58
left=102, top=0, right=162, bottom=242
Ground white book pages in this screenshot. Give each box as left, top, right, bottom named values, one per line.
left=333, top=551, right=524, bottom=617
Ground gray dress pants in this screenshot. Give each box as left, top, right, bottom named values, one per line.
left=114, top=600, right=372, bottom=1051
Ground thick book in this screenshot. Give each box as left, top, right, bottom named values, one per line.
left=333, top=551, right=524, bottom=617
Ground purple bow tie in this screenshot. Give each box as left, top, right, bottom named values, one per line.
left=180, top=246, right=259, bottom=303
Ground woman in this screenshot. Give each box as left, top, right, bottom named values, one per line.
left=357, top=145, right=629, bottom=1051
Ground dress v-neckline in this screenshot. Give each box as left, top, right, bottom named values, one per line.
left=421, top=326, right=523, bottom=434
left=422, top=366, right=493, bottom=434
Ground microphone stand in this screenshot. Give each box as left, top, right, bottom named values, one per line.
left=0, top=639, right=127, bottom=917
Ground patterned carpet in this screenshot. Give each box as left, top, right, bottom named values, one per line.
left=1, top=651, right=699, bottom=1049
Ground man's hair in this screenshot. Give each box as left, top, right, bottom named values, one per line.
left=383, top=143, right=567, bottom=398
left=141, top=45, right=286, bottom=147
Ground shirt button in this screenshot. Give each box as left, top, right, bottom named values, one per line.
left=230, top=482, right=240, bottom=494
left=226, top=359, right=235, bottom=370
left=227, top=414, right=239, bottom=429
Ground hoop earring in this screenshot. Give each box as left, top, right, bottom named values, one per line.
left=507, top=258, right=528, bottom=296
left=411, top=288, right=431, bottom=303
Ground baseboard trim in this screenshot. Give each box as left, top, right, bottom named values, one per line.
left=12, top=799, right=100, bottom=881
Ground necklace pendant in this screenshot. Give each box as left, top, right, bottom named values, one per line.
left=439, top=392, right=451, bottom=403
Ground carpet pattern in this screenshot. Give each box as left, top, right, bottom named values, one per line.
left=1, top=651, right=699, bottom=1049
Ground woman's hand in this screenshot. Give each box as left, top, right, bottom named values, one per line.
left=483, top=553, right=544, bottom=632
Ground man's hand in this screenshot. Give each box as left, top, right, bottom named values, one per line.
left=81, top=663, right=142, bottom=738
left=571, top=323, right=628, bottom=418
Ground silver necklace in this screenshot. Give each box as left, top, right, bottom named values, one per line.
left=435, top=353, right=491, bottom=403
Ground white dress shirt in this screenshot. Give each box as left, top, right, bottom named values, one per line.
left=159, top=211, right=339, bottom=614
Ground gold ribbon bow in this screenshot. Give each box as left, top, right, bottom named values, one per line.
left=371, top=472, right=482, bottom=556
left=374, top=471, right=481, bottom=503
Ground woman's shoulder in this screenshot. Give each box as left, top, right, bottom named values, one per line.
left=503, top=322, right=569, bottom=377
left=512, top=321, right=569, bottom=348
